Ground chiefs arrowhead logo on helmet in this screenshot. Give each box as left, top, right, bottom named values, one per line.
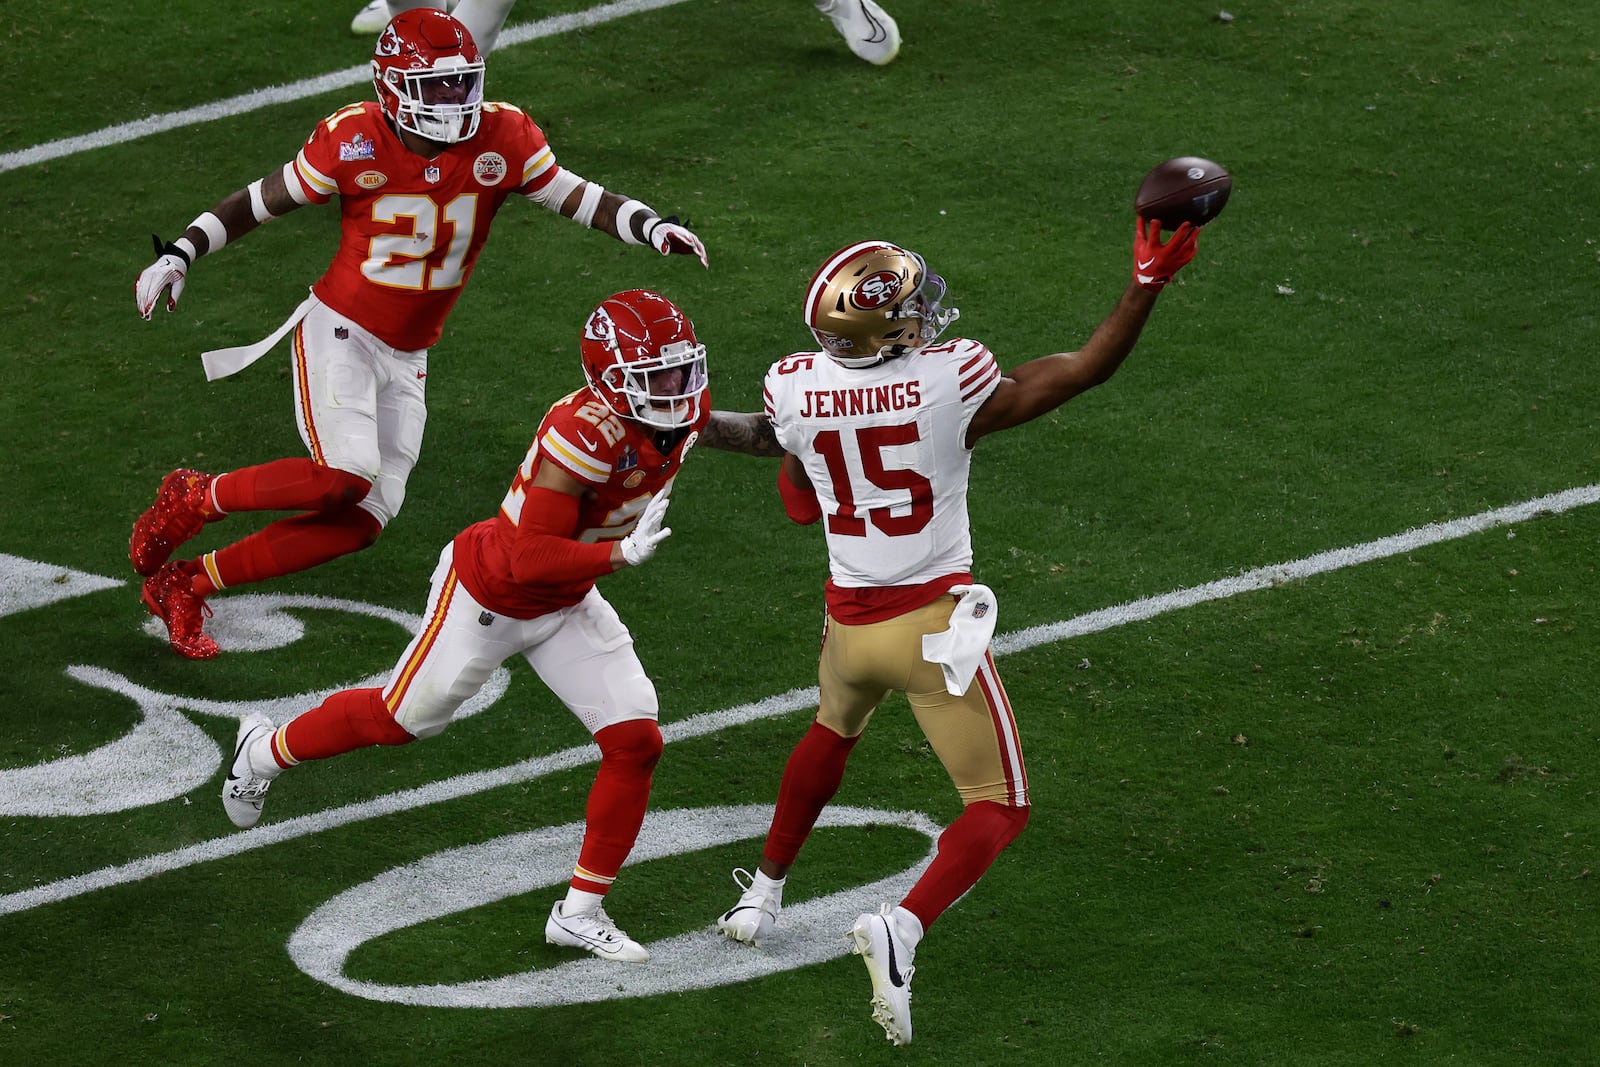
left=583, top=306, right=619, bottom=350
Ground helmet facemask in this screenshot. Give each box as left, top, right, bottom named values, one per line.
left=596, top=340, right=708, bottom=430
left=903, top=258, right=960, bottom=352
left=380, top=59, right=485, bottom=144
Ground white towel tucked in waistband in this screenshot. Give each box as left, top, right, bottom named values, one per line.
left=200, top=294, right=315, bottom=382
left=921, top=583, right=998, bottom=696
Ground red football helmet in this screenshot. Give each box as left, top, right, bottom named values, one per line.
left=803, top=240, right=959, bottom=367
left=581, top=290, right=708, bottom=430
left=372, top=9, right=485, bottom=145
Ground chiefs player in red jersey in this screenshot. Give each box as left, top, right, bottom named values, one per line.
left=130, top=8, right=707, bottom=660
left=218, top=289, right=707, bottom=963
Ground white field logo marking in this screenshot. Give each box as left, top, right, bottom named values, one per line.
left=3, top=481, right=1597, bottom=1006
left=0, top=589, right=508, bottom=816
left=290, top=805, right=940, bottom=1008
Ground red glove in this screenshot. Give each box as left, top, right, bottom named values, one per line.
left=1133, top=217, right=1199, bottom=291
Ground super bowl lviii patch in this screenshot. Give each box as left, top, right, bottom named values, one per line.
left=339, top=133, right=376, bottom=162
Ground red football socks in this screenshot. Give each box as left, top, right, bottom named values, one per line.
left=570, top=719, right=663, bottom=892
left=192, top=506, right=382, bottom=596
left=899, top=799, right=1030, bottom=931
left=278, top=687, right=414, bottom=765
left=184, top=459, right=380, bottom=597
left=762, top=721, right=860, bottom=866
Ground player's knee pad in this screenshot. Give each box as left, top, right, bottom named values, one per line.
left=404, top=719, right=447, bottom=741
left=356, top=473, right=407, bottom=529
left=596, top=718, right=663, bottom=772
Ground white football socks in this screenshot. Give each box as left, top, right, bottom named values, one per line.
left=891, top=905, right=924, bottom=948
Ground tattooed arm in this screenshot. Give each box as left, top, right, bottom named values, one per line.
left=701, top=410, right=785, bottom=457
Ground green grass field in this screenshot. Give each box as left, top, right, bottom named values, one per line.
left=4, top=1, right=1598, bottom=1063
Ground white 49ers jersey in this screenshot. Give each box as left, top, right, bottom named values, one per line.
left=763, top=339, right=1001, bottom=588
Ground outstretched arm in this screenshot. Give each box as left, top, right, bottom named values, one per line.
left=590, top=191, right=706, bottom=267
left=134, top=166, right=305, bottom=319
left=701, top=410, right=785, bottom=457
left=535, top=170, right=709, bottom=268
left=965, top=217, right=1199, bottom=445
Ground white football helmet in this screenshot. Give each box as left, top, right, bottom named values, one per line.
left=372, top=9, right=485, bottom=145
left=804, top=240, right=959, bottom=367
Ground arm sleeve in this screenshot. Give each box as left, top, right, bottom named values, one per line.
left=508, top=486, right=617, bottom=585
left=777, top=462, right=823, bottom=526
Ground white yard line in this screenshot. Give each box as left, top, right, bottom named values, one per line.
left=3, top=482, right=1595, bottom=918
left=0, top=0, right=695, bottom=175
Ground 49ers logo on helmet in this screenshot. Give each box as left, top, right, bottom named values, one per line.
left=849, top=270, right=903, bottom=311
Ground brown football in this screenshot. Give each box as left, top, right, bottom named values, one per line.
left=1134, top=156, right=1232, bottom=230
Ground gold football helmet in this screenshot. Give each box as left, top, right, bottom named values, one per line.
left=803, top=241, right=960, bottom=367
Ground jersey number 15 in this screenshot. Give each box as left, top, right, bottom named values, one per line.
left=813, top=424, right=933, bottom=537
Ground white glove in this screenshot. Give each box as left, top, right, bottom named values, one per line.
left=135, top=235, right=191, bottom=320
left=619, top=492, right=673, bottom=566
left=646, top=216, right=708, bottom=268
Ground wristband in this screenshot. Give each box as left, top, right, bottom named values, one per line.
left=614, top=199, right=652, bottom=245
left=189, top=210, right=228, bottom=256
left=777, top=465, right=822, bottom=525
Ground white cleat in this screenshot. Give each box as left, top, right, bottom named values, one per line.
left=352, top=0, right=460, bottom=35
left=221, top=715, right=275, bottom=829
left=717, top=867, right=783, bottom=945
left=349, top=0, right=390, bottom=35
left=545, top=901, right=650, bottom=963
left=815, top=0, right=901, bottom=65
left=849, top=904, right=916, bottom=1045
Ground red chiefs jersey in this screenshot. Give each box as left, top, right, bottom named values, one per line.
left=453, top=386, right=710, bottom=619
left=288, top=100, right=561, bottom=350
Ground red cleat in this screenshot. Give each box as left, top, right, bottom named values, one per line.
left=130, top=469, right=216, bottom=577
left=141, top=562, right=219, bottom=660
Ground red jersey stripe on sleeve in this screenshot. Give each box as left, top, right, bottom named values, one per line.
left=960, top=364, right=998, bottom=403
left=959, top=348, right=1000, bottom=398
left=958, top=349, right=992, bottom=374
